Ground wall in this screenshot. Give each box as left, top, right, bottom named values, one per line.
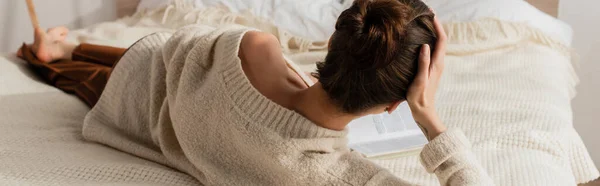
left=0, top=0, right=118, bottom=53
left=559, top=0, right=600, bottom=167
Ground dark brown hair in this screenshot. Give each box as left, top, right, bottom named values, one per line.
left=316, top=0, right=437, bottom=114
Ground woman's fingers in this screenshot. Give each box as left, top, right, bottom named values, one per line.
left=432, top=16, right=446, bottom=67
left=416, top=44, right=431, bottom=87
left=430, top=16, right=447, bottom=81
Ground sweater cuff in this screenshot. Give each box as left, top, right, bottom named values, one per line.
left=419, top=129, right=471, bottom=173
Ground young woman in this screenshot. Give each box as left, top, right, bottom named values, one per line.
left=18, top=0, right=492, bottom=185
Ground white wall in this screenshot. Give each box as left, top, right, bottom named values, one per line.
left=559, top=0, right=600, bottom=167
left=0, top=0, right=118, bottom=53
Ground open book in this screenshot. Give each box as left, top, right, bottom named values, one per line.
left=347, top=102, right=427, bottom=158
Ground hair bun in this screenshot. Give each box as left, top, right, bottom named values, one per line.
left=317, top=0, right=437, bottom=114
left=335, top=0, right=414, bottom=69
left=317, top=0, right=436, bottom=113
left=360, top=0, right=412, bottom=36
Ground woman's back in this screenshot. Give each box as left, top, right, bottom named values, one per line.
left=238, top=31, right=311, bottom=110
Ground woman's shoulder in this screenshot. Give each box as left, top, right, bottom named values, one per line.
left=239, top=31, right=283, bottom=66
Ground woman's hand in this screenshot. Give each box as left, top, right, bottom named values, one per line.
left=407, top=16, right=447, bottom=140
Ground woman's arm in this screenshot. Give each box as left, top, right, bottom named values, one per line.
left=310, top=135, right=493, bottom=186
left=420, top=129, right=495, bottom=185
left=406, top=16, right=495, bottom=185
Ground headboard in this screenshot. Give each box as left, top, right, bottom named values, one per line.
left=117, top=0, right=140, bottom=18
left=116, top=0, right=560, bottom=18
left=526, top=0, right=559, bottom=17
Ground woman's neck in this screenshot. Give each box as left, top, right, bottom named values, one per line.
left=292, top=83, right=357, bottom=131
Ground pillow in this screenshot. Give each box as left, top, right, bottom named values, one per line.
left=192, top=0, right=344, bottom=41
left=420, top=0, right=573, bottom=46
left=341, top=0, right=572, bottom=45
left=136, top=0, right=344, bottom=41
left=137, top=0, right=572, bottom=45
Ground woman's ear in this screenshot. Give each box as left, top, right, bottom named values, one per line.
left=386, top=101, right=403, bottom=114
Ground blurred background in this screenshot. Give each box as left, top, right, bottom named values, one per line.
left=0, top=0, right=598, bottom=167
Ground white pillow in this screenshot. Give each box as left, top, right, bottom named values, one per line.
left=137, top=0, right=572, bottom=45
left=421, top=0, right=573, bottom=46
left=193, top=0, right=572, bottom=45
left=192, top=0, right=344, bottom=41
left=136, top=0, right=343, bottom=41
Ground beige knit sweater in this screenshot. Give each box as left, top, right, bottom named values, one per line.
left=82, top=24, right=493, bottom=185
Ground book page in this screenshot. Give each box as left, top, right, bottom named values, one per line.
left=347, top=102, right=427, bottom=157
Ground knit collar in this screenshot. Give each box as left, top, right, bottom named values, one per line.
left=213, top=27, right=347, bottom=139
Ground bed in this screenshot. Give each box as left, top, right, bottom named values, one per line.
left=1, top=0, right=598, bottom=185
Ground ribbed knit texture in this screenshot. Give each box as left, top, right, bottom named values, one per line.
left=81, top=24, right=493, bottom=185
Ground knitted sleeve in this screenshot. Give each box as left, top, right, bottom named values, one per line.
left=315, top=150, right=414, bottom=185
left=420, top=129, right=495, bottom=185
left=323, top=129, right=495, bottom=185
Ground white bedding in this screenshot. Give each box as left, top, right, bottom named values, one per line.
left=1, top=1, right=597, bottom=185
